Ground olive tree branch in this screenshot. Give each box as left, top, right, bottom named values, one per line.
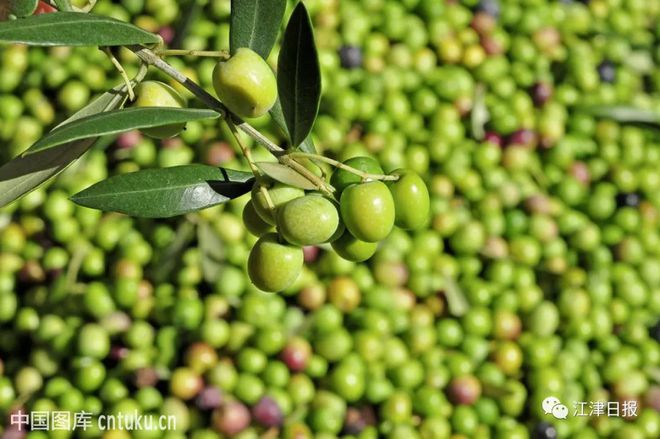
left=158, top=49, right=230, bottom=59
left=289, top=152, right=399, bottom=182
left=226, top=120, right=260, bottom=177
left=127, top=45, right=285, bottom=157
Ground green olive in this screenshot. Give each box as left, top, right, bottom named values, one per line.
left=340, top=181, right=395, bottom=242
left=277, top=195, right=340, bottom=246
left=248, top=233, right=304, bottom=292
left=388, top=169, right=430, bottom=230
left=331, top=230, right=378, bottom=262
left=134, top=81, right=186, bottom=139
left=250, top=181, right=305, bottom=225
left=330, top=156, right=384, bottom=195
left=242, top=199, right=273, bottom=236
left=212, top=48, right=277, bottom=118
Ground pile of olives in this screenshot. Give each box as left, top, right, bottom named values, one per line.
left=244, top=156, right=429, bottom=292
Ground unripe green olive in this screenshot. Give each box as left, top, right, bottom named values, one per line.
left=251, top=181, right=305, bottom=225
left=330, top=156, right=384, bottom=195
left=340, top=181, right=395, bottom=242
left=388, top=169, right=430, bottom=230
left=212, top=48, right=277, bottom=118
left=277, top=195, right=340, bottom=246
left=248, top=233, right=304, bottom=292
left=242, top=199, right=273, bottom=236
left=331, top=230, right=378, bottom=262
left=134, top=81, right=186, bottom=139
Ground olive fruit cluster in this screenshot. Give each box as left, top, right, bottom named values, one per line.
left=245, top=157, right=429, bottom=292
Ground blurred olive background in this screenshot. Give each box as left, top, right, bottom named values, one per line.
left=0, top=0, right=660, bottom=438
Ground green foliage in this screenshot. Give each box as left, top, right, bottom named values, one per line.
left=256, top=162, right=318, bottom=190
left=0, top=12, right=160, bottom=46
left=0, top=81, right=132, bottom=207
left=26, top=108, right=219, bottom=154
left=276, top=2, right=321, bottom=148
left=70, top=165, right=254, bottom=218
left=229, top=0, right=286, bottom=60
left=582, top=105, right=660, bottom=130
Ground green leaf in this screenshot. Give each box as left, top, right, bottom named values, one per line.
left=581, top=105, right=660, bottom=129
left=256, top=161, right=317, bottom=190
left=230, top=0, right=286, bottom=59
left=148, top=220, right=195, bottom=283
left=443, top=277, right=469, bottom=317
left=0, top=82, right=131, bottom=208
left=26, top=108, right=219, bottom=154
left=0, top=12, right=160, bottom=46
left=71, top=165, right=254, bottom=218
left=197, top=219, right=225, bottom=283
left=0, top=139, right=95, bottom=208
left=471, top=84, right=489, bottom=141
left=277, top=2, right=321, bottom=148
left=10, top=0, right=38, bottom=17
left=58, top=81, right=134, bottom=127
left=269, top=98, right=316, bottom=153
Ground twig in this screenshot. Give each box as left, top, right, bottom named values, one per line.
left=103, top=48, right=135, bottom=101
left=227, top=120, right=260, bottom=177
left=289, top=152, right=399, bottom=182
left=280, top=155, right=335, bottom=194
left=127, top=45, right=285, bottom=156
left=158, top=49, right=230, bottom=59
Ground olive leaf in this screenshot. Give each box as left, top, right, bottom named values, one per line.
left=256, top=161, right=318, bottom=190
left=277, top=2, right=321, bottom=148
left=0, top=11, right=160, bottom=46
left=270, top=98, right=316, bottom=153
left=25, top=107, right=219, bottom=154
left=581, top=105, right=660, bottom=130
left=197, top=219, right=225, bottom=284
left=471, top=84, right=489, bottom=141
left=70, top=165, right=255, bottom=218
left=230, top=0, right=286, bottom=59
left=443, top=277, right=469, bottom=317
left=0, top=81, right=132, bottom=208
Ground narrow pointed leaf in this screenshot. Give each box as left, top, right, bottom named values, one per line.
left=581, top=105, right=660, bottom=130
left=198, top=220, right=225, bottom=283
left=471, top=84, right=489, bottom=141
left=0, top=12, right=160, bottom=46
left=0, top=139, right=95, bottom=208
left=26, top=108, right=219, bottom=154
left=58, top=80, right=134, bottom=127
left=269, top=98, right=316, bottom=153
left=256, top=161, right=318, bottom=190
left=71, top=165, right=254, bottom=218
left=230, top=0, right=286, bottom=59
left=0, top=83, right=131, bottom=207
left=277, top=2, right=321, bottom=147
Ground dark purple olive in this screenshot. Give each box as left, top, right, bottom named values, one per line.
left=339, top=46, right=363, bottom=69
left=597, top=60, right=616, bottom=83
left=477, top=0, right=500, bottom=18
left=616, top=193, right=641, bottom=208
left=252, top=396, right=283, bottom=427
left=530, top=82, right=552, bottom=106
left=196, top=386, right=223, bottom=411
left=533, top=422, right=558, bottom=439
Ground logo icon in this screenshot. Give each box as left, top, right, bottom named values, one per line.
left=542, top=396, right=568, bottom=420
